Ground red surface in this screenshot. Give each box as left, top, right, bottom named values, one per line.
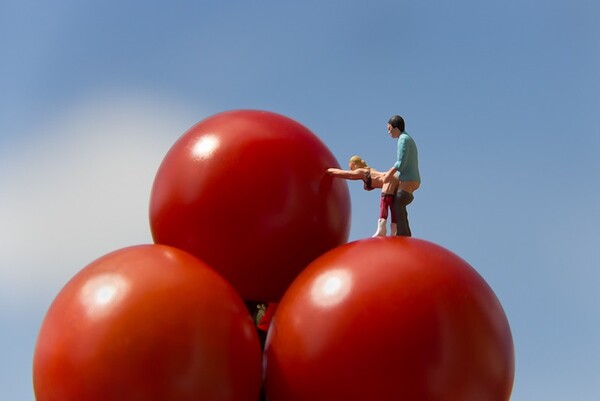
left=33, top=244, right=262, bottom=401
left=149, top=110, right=351, bottom=302
left=264, top=237, right=515, bottom=401
left=257, top=303, right=278, bottom=332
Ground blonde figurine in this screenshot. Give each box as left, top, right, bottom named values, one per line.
left=327, top=155, right=399, bottom=236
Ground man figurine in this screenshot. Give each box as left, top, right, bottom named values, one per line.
left=383, top=115, right=421, bottom=237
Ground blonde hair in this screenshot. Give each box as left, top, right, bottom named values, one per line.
left=349, top=155, right=369, bottom=168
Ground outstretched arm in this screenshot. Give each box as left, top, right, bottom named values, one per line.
left=327, top=168, right=366, bottom=180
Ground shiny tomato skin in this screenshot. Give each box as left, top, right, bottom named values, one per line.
left=149, top=110, right=350, bottom=302
left=264, top=237, right=515, bottom=401
left=33, top=244, right=262, bottom=401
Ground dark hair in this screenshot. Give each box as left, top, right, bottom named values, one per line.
left=388, top=115, right=405, bottom=132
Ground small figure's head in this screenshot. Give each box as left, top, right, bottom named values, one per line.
left=387, top=115, right=405, bottom=138
left=348, top=155, right=368, bottom=170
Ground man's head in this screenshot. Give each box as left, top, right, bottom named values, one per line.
left=387, top=115, right=405, bottom=138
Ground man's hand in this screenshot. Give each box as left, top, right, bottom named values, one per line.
left=383, top=167, right=397, bottom=183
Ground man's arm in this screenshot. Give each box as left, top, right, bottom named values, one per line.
left=383, top=166, right=397, bottom=183
left=393, top=134, right=407, bottom=171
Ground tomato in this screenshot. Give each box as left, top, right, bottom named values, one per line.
left=149, top=110, right=350, bottom=302
left=33, top=244, right=262, bottom=401
left=264, top=237, right=515, bottom=401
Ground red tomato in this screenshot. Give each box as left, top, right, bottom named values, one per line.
left=149, top=110, right=350, bottom=302
left=33, top=245, right=262, bottom=401
left=264, top=237, right=515, bottom=401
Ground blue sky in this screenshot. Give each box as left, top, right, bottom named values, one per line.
left=1, top=1, right=598, bottom=399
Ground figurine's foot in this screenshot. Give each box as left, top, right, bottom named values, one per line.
left=372, top=218, right=387, bottom=237
left=390, top=223, right=397, bottom=236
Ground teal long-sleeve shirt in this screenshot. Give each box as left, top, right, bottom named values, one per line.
left=394, top=131, right=420, bottom=183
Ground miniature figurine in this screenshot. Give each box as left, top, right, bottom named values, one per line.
left=327, top=155, right=399, bottom=236
left=382, top=115, right=420, bottom=237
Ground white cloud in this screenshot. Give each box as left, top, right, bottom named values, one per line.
left=0, top=90, right=201, bottom=308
